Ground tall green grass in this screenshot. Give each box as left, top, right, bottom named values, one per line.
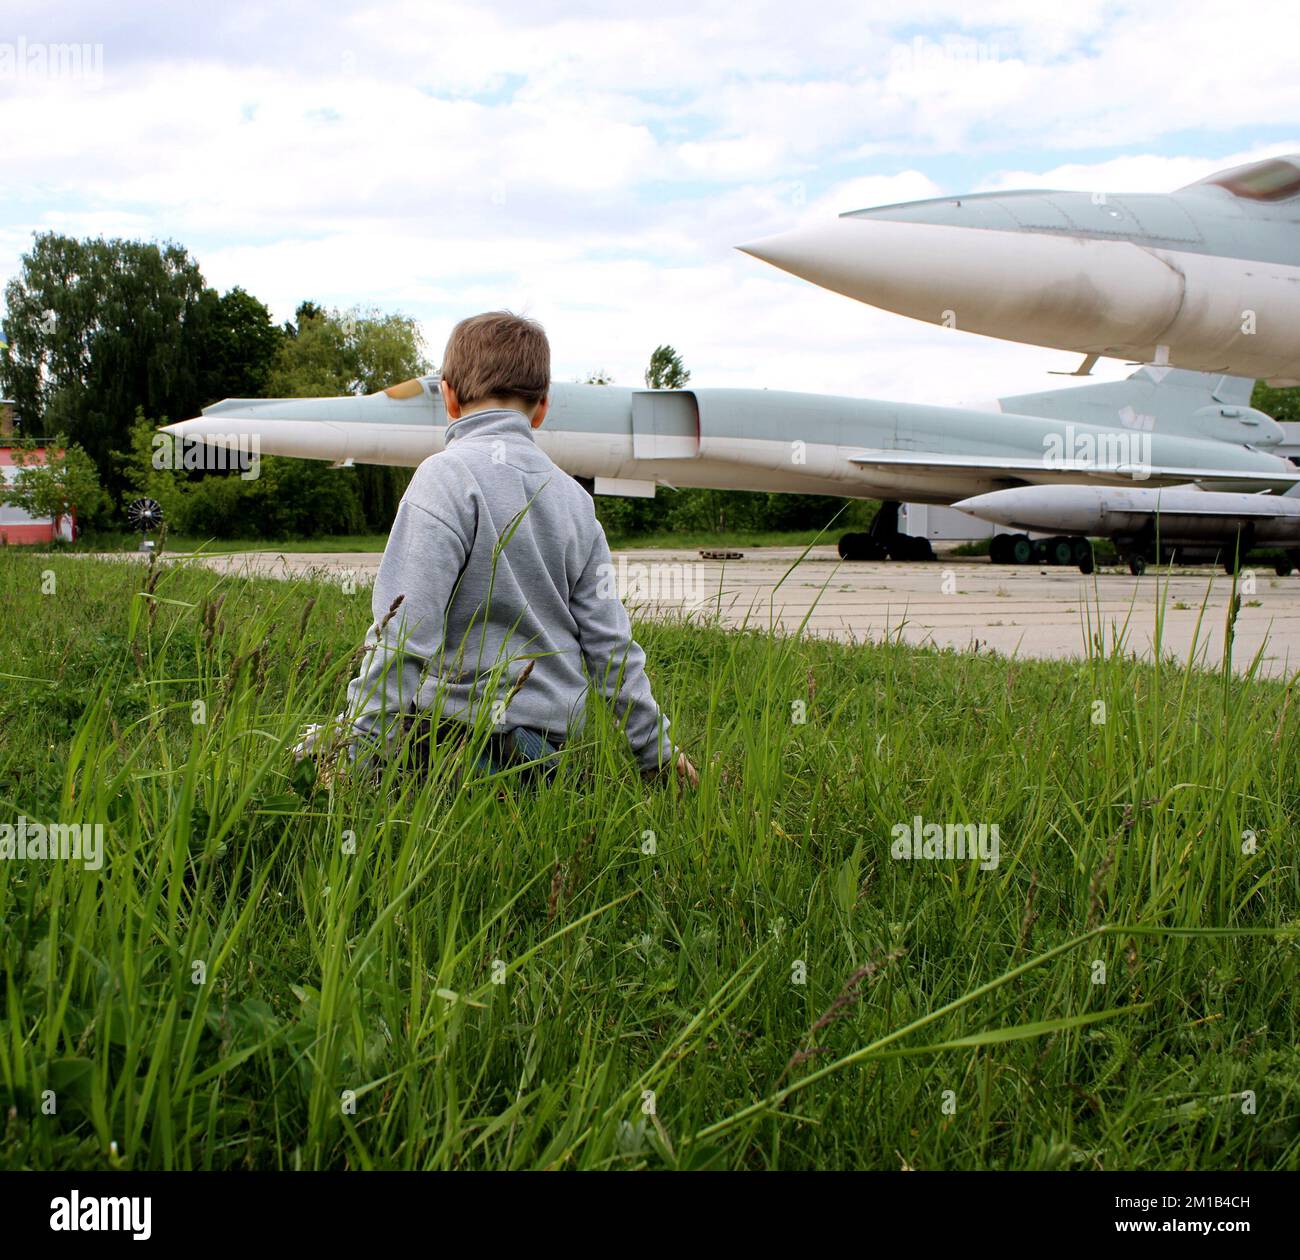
left=0, top=549, right=1296, bottom=1170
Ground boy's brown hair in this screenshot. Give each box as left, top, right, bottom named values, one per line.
left=441, top=311, right=550, bottom=409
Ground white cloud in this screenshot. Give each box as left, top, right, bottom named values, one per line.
left=980, top=143, right=1300, bottom=194
left=0, top=0, right=1295, bottom=415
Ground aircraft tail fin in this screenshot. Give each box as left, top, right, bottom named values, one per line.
left=997, top=367, right=1277, bottom=446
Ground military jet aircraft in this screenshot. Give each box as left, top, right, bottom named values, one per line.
left=739, top=155, right=1300, bottom=384
left=163, top=367, right=1300, bottom=562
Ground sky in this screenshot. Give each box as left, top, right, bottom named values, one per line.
left=1, top=0, right=1298, bottom=406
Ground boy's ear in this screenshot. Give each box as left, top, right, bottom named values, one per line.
left=530, top=396, right=550, bottom=429
left=440, top=378, right=461, bottom=421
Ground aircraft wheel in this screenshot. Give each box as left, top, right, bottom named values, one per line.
left=837, top=532, right=886, bottom=561
left=1050, top=537, right=1075, bottom=566
left=886, top=535, right=928, bottom=561
left=1128, top=554, right=1146, bottom=576
left=1073, top=538, right=1094, bottom=566
left=989, top=534, right=1013, bottom=565
left=1032, top=539, right=1051, bottom=564
left=1223, top=552, right=1242, bottom=575
left=1275, top=560, right=1292, bottom=577
left=1011, top=535, right=1035, bottom=565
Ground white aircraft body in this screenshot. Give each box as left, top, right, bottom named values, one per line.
left=163, top=368, right=1300, bottom=562
left=740, top=156, right=1300, bottom=384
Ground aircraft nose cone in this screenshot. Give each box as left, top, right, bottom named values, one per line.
left=738, top=215, right=1184, bottom=353
left=736, top=228, right=805, bottom=265
left=737, top=220, right=871, bottom=293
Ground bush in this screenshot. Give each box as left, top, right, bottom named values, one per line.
left=175, top=472, right=254, bottom=537
left=244, top=457, right=366, bottom=538
left=595, top=488, right=876, bottom=539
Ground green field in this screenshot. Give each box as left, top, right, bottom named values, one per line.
left=1, top=550, right=1297, bottom=1170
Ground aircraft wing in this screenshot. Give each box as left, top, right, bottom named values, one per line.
left=846, top=451, right=1300, bottom=488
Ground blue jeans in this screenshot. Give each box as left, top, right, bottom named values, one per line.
left=409, top=718, right=564, bottom=782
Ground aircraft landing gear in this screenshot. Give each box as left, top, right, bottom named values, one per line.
left=1010, top=535, right=1035, bottom=564
left=1127, top=553, right=1147, bottom=576
left=1047, top=536, right=1076, bottom=566
left=838, top=501, right=935, bottom=562
left=1222, top=526, right=1254, bottom=575
left=991, top=532, right=1092, bottom=569
left=985, top=532, right=1034, bottom=563
left=888, top=533, right=936, bottom=561
left=837, top=531, right=886, bottom=561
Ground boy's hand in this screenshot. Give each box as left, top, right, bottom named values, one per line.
left=291, top=723, right=327, bottom=762
left=291, top=719, right=355, bottom=763
left=644, top=751, right=698, bottom=788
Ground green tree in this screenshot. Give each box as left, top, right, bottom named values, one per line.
left=0, top=234, right=210, bottom=482
left=3, top=434, right=110, bottom=536
left=266, top=304, right=430, bottom=531
left=268, top=303, right=430, bottom=396
left=645, top=345, right=690, bottom=389
left=195, top=286, right=282, bottom=403
left=0, top=234, right=287, bottom=511
left=282, top=300, right=324, bottom=339
left=1252, top=381, right=1300, bottom=423
left=594, top=493, right=672, bottom=538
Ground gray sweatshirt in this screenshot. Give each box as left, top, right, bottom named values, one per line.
left=344, top=407, right=675, bottom=769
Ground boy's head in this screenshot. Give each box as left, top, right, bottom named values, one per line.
left=440, top=311, right=551, bottom=427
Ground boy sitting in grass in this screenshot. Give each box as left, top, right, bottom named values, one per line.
left=304, top=310, right=696, bottom=787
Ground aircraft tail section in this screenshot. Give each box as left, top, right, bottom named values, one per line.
left=997, top=367, right=1279, bottom=447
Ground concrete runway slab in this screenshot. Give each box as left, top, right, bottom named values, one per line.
left=127, top=545, right=1300, bottom=678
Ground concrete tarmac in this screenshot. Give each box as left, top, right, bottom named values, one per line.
left=125, top=545, right=1300, bottom=677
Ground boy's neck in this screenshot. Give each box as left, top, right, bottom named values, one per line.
left=444, top=407, right=538, bottom=445
left=450, top=399, right=534, bottom=425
